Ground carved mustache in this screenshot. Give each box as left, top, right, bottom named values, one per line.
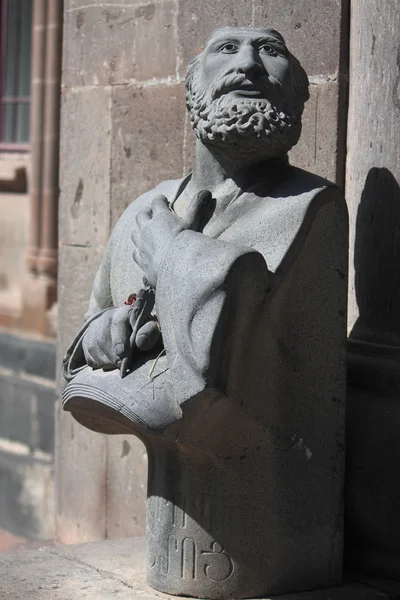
left=211, top=72, right=283, bottom=101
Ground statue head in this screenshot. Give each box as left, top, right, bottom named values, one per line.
left=185, top=27, right=309, bottom=160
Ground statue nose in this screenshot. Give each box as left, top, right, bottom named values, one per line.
left=235, top=48, right=264, bottom=79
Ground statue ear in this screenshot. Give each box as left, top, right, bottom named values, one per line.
left=290, top=54, right=310, bottom=111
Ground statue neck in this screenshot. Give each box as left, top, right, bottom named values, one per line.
left=189, top=139, right=289, bottom=197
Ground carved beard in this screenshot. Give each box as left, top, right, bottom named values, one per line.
left=186, top=73, right=302, bottom=158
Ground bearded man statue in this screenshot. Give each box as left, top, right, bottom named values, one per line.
left=62, top=27, right=348, bottom=600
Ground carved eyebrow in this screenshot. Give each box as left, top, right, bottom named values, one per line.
left=256, top=36, right=287, bottom=49
left=208, top=37, right=242, bottom=49
left=207, top=35, right=287, bottom=51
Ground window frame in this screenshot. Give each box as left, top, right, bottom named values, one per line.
left=0, top=0, right=31, bottom=152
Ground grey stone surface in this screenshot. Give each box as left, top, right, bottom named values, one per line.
left=290, top=81, right=342, bottom=183
left=58, top=246, right=106, bottom=358
left=110, top=83, right=186, bottom=227
left=106, top=436, right=147, bottom=539
left=346, top=0, right=400, bottom=336
left=57, top=245, right=108, bottom=544
left=252, top=0, right=349, bottom=76
left=63, top=2, right=178, bottom=87
left=0, top=538, right=391, bottom=600
left=59, top=87, right=112, bottom=248
left=62, top=27, right=348, bottom=599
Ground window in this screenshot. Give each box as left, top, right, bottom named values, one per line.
left=0, top=0, right=33, bottom=149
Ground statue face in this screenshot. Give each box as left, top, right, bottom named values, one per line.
left=198, top=27, right=295, bottom=110
left=185, top=27, right=309, bottom=156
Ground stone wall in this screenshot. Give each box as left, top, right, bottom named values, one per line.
left=58, top=0, right=350, bottom=542
left=345, top=0, right=400, bottom=579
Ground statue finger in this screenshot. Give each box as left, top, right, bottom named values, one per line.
left=132, top=246, right=141, bottom=266
left=135, top=320, right=161, bottom=352
left=111, top=306, right=134, bottom=360
left=84, top=342, right=115, bottom=371
left=131, top=223, right=141, bottom=247
left=136, top=209, right=152, bottom=228
left=184, top=190, right=213, bottom=231
left=151, top=195, right=170, bottom=214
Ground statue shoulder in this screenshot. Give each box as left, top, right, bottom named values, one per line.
left=283, top=165, right=338, bottom=194
left=276, top=165, right=347, bottom=221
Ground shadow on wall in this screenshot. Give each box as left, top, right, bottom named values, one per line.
left=345, top=167, right=400, bottom=580
left=351, top=167, right=400, bottom=345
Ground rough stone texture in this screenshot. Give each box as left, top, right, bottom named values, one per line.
left=57, top=245, right=108, bottom=543
left=346, top=0, right=400, bottom=336
left=63, top=2, right=178, bottom=87
left=59, top=87, right=112, bottom=248
left=58, top=0, right=350, bottom=545
left=58, top=246, right=106, bottom=357
left=252, top=1, right=346, bottom=76
left=110, top=83, right=186, bottom=225
left=0, top=538, right=391, bottom=600
left=291, top=82, right=342, bottom=183
left=106, top=437, right=148, bottom=539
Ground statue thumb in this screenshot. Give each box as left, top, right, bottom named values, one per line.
left=185, top=189, right=214, bottom=232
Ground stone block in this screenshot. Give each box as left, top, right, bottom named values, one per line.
left=55, top=402, right=107, bottom=544
left=110, top=83, right=186, bottom=226
left=58, top=246, right=106, bottom=358
left=290, top=81, right=342, bottom=184
left=59, top=87, right=112, bottom=247
left=63, top=2, right=178, bottom=87
left=106, top=436, right=147, bottom=538
left=57, top=245, right=108, bottom=544
left=252, top=0, right=349, bottom=77
left=346, top=0, right=400, bottom=332
left=177, top=1, right=253, bottom=73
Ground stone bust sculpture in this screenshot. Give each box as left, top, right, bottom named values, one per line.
left=62, top=26, right=348, bottom=599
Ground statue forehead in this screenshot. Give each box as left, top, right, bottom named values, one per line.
left=205, top=26, right=286, bottom=47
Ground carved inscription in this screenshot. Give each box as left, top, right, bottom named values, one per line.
left=149, top=535, right=234, bottom=582
left=148, top=492, right=234, bottom=583
left=201, top=542, right=234, bottom=582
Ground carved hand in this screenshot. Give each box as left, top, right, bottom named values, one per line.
left=82, top=305, right=159, bottom=371
left=131, top=190, right=213, bottom=288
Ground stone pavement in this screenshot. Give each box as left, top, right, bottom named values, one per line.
left=0, top=536, right=394, bottom=600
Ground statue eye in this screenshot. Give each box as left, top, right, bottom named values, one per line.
left=219, top=43, right=238, bottom=54
left=259, top=44, right=277, bottom=56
